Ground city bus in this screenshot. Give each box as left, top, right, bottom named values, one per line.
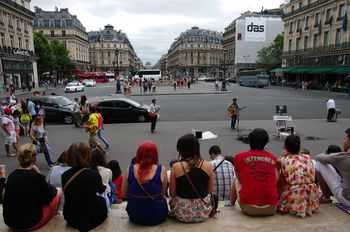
left=239, top=74, right=269, bottom=88
left=132, top=69, right=161, bottom=81
left=75, top=72, right=109, bottom=83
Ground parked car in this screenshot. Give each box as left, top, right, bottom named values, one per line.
left=82, top=79, right=96, bottom=87
left=65, top=82, right=84, bottom=92
left=92, top=97, right=150, bottom=123
left=30, top=96, right=75, bottom=124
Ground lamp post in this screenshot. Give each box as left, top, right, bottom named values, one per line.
left=115, top=49, right=122, bottom=94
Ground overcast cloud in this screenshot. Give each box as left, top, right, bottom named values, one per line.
left=31, top=0, right=284, bottom=65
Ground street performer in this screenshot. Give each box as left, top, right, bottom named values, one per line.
left=227, top=98, right=246, bottom=130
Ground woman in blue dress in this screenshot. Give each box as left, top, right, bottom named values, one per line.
left=121, top=140, right=168, bottom=225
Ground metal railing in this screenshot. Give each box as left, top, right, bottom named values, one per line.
left=282, top=42, right=350, bottom=56
left=282, top=0, right=329, bottom=19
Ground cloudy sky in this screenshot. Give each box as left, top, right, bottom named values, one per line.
left=31, top=0, right=284, bottom=65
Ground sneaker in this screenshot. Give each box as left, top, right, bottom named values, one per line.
left=7, top=153, right=17, bottom=157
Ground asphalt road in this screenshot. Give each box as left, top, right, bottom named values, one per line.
left=51, top=82, right=350, bottom=121
left=0, top=82, right=349, bottom=176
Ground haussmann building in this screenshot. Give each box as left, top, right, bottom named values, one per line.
left=273, top=0, right=350, bottom=92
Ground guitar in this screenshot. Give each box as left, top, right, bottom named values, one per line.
left=226, top=106, right=247, bottom=117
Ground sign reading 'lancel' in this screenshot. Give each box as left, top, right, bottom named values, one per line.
left=13, top=49, right=30, bottom=57
left=245, top=18, right=266, bottom=42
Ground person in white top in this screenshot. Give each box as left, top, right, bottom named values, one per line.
left=149, top=99, right=160, bottom=133
left=326, top=99, right=336, bottom=122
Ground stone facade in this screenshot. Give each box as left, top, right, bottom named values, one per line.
left=88, top=25, right=142, bottom=77
left=166, top=26, right=223, bottom=78
left=33, top=7, right=89, bottom=71
left=281, top=0, right=350, bottom=86
left=0, top=0, right=38, bottom=89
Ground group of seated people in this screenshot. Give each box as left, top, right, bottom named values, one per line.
left=0, top=128, right=349, bottom=231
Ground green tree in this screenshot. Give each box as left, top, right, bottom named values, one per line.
left=256, top=34, right=284, bottom=71
left=50, top=39, right=70, bottom=78
left=33, top=32, right=55, bottom=74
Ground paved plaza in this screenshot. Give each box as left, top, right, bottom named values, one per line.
left=0, top=82, right=349, bottom=231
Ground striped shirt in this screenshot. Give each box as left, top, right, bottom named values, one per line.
left=210, top=155, right=234, bottom=201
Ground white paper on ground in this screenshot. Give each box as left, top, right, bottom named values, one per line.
left=201, top=131, right=218, bottom=140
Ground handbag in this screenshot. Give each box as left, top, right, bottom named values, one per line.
left=149, top=113, right=157, bottom=117
left=180, top=162, right=218, bottom=217
left=62, top=168, right=87, bottom=192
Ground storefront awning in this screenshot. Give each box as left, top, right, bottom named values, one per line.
left=289, top=67, right=313, bottom=74
left=270, top=67, right=296, bottom=73
left=328, top=67, right=350, bottom=74
left=307, top=67, right=337, bottom=74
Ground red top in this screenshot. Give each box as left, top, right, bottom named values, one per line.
left=113, top=175, right=123, bottom=200
left=234, top=150, right=278, bottom=206
left=97, top=113, right=103, bottom=128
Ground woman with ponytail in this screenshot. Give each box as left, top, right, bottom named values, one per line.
left=121, top=140, right=168, bottom=225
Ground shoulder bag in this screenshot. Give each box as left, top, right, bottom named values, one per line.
left=180, top=162, right=218, bottom=217
left=63, top=168, right=88, bottom=192
left=213, top=158, right=225, bottom=172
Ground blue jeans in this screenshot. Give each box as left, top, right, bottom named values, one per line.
left=231, top=115, right=238, bottom=129
left=98, top=128, right=110, bottom=147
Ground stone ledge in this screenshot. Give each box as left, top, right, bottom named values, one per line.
left=0, top=202, right=349, bottom=232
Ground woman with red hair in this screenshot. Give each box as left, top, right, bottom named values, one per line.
left=121, top=140, right=168, bottom=225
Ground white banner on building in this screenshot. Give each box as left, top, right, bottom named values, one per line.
left=245, top=18, right=267, bottom=42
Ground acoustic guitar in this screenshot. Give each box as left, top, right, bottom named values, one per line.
left=226, top=106, right=246, bottom=117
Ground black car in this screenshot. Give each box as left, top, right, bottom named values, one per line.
left=30, top=96, right=75, bottom=124
left=93, top=97, right=150, bottom=123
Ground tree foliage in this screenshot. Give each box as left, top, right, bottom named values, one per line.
left=256, top=34, right=284, bottom=71
left=34, top=32, right=70, bottom=77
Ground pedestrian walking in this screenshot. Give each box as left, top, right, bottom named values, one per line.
left=326, top=98, right=336, bottom=122
left=30, top=115, right=54, bottom=168
left=215, top=80, right=220, bottom=91
left=187, top=79, right=191, bottom=89
left=73, top=97, right=81, bottom=127
left=149, top=99, right=160, bottom=133
left=84, top=107, right=104, bottom=151
left=80, top=95, right=90, bottom=125
left=97, top=111, right=110, bottom=150
left=2, top=108, right=18, bottom=157
left=173, top=79, right=177, bottom=91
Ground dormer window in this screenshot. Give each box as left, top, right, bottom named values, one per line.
left=61, top=19, right=66, bottom=27
left=49, top=18, right=55, bottom=27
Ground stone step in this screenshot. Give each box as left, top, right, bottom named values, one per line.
left=0, top=202, right=349, bottom=231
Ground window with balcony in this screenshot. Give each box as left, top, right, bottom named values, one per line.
left=10, top=35, right=14, bottom=47
left=0, top=11, right=4, bottom=25
left=62, top=30, right=66, bottom=36
left=289, top=22, right=294, bottom=34
left=314, top=12, right=320, bottom=27
left=288, top=39, right=292, bottom=51
left=18, top=37, right=22, bottom=49
left=335, top=28, right=342, bottom=45
left=338, top=3, right=345, bottom=20
left=16, top=17, right=20, bottom=29
left=313, top=34, right=319, bottom=48
left=305, top=16, right=310, bottom=30
left=0, top=33, right=5, bottom=47
left=297, top=19, right=301, bottom=31
left=296, top=38, right=301, bottom=50
left=24, top=21, right=27, bottom=32
left=324, top=31, right=329, bottom=46
left=325, top=8, right=332, bottom=24
left=50, top=30, right=54, bottom=37
left=25, top=39, right=28, bottom=50
left=299, top=2, right=302, bottom=8
left=8, top=14, right=13, bottom=28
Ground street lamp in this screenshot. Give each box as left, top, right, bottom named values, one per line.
left=115, top=49, right=122, bottom=94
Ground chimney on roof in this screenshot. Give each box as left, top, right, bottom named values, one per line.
left=55, top=6, right=58, bottom=12
left=60, top=8, right=69, bottom=13
left=34, top=6, right=42, bottom=13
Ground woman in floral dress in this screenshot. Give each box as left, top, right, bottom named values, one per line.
left=277, top=135, right=320, bottom=217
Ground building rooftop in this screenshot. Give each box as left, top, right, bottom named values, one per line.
left=33, top=7, right=86, bottom=33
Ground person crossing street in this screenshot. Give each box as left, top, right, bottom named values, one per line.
left=149, top=99, right=160, bottom=133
